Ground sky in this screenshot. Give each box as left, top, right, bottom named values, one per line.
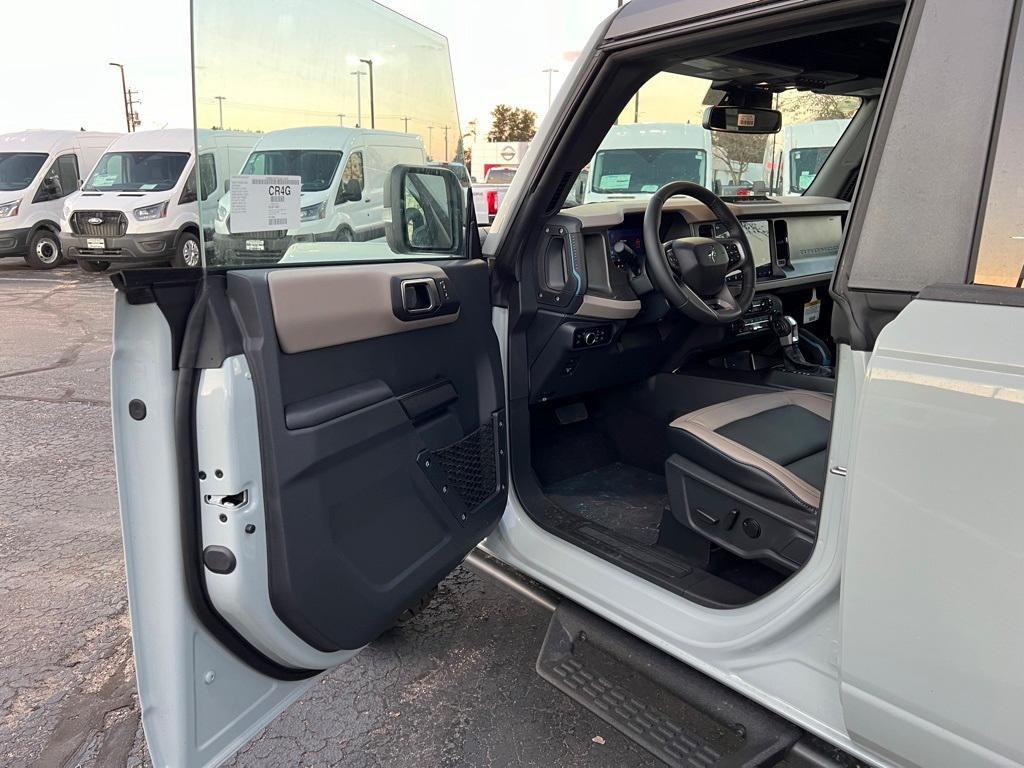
left=2, top=0, right=617, bottom=140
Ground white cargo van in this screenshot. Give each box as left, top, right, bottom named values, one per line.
left=60, top=129, right=257, bottom=271
left=583, top=123, right=713, bottom=203
left=763, top=118, right=851, bottom=194
left=213, top=127, right=426, bottom=264
left=0, top=130, right=119, bottom=269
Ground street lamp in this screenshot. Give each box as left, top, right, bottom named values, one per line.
left=109, top=63, right=131, bottom=133
left=337, top=113, right=346, bottom=127
left=350, top=70, right=366, bottom=127
left=215, top=96, right=226, bottom=130
left=542, top=68, right=559, bottom=108
left=359, top=58, right=375, bottom=129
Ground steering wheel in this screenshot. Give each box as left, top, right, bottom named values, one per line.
left=642, top=181, right=755, bottom=324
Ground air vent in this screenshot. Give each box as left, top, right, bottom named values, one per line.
left=545, top=172, right=574, bottom=214
left=774, top=220, right=790, bottom=267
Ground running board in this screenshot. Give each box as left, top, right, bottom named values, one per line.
left=536, top=603, right=800, bottom=767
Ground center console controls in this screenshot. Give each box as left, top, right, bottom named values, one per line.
left=730, top=294, right=782, bottom=337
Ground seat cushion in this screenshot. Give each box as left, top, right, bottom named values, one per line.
left=667, top=390, right=833, bottom=510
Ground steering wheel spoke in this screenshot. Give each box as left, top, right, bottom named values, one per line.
left=718, top=237, right=748, bottom=270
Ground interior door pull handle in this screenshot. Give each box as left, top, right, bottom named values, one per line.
left=400, top=278, right=440, bottom=315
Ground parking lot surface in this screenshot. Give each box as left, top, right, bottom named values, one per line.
left=0, top=262, right=656, bottom=767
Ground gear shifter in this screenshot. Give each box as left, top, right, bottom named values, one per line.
left=773, top=315, right=833, bottom=377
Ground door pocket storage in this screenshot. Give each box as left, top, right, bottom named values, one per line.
left=418, top=411, right=507, bottom=524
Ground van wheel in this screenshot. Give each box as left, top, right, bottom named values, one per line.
left=78, top=260, right=110, bottom=273
left=25, top=230, right=62, bottom=270
left=336, top=228, right=354, bottom=242
left=174, top=232, right=202, bottom=268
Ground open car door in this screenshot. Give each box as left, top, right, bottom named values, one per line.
left=111, top=2, right=506, bottom=764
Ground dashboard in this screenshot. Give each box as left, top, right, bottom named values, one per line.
left=526, top=197, right=847, bottom=403
left=569, top=196, right=848, bottom=321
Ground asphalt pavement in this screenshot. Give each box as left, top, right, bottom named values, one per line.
left=0, top=260, right=657, bottom=767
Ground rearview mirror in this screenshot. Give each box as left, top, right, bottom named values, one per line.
left=384, top=165, right=464, bottom=255
left=703, top=106, right=782, bottom=134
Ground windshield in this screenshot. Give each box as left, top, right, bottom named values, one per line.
left=85, top=151, right=190, bottom=192
left=567, top=69, right=859, bottom=207
left=0, top=152, right=47, bottom=192
left=592, top=148, right=706, bottom=194
left=241, top=150, right=344, bottom=192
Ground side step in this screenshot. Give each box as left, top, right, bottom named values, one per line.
left=536, top=603, right=800, bottom=767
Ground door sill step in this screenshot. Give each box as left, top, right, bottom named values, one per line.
left=536, top=603, right=800, bottom=767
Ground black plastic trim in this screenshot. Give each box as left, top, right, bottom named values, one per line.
left=918, top=281, right=1024, bottom=308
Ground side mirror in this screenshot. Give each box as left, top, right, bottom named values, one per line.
left=78, top=178, right=85, bottom=190
left=703, top=106, right=782, bottom=134
left=338, top=178, right=363, bottom=203
left=223, top=179, right=230, bottom=194
left=384, top=165, right=464, bottom=255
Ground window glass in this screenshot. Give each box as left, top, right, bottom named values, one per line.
left=199, top=153, right=218, bottom=201
left=85, top=152, right=189, bottom=192
left=193, top=0, right=460, bottom=268
left=973, top=16, right=1024, bottom=288
left=565, top=70, right=858, bottom=207
left=0, top=153, right=47, bottom=192
left=34, top=154, right=79, bottom=202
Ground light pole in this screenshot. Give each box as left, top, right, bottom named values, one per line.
left=542, top=68, right=559, bottom=108
left=359, top=58, right=375, bottom=129
left=215, top=96, right=226, bottom=129
left=442, top=125, right=450, bottom=161
left=109, top=63, right=132, bottom=133
left=350, top=70, right=366, bottom=127
left=427, top=126, right=434, bottom=159
left=401, top=116, right=410, bottom=132
left=337, top=113, right=346, bottom=126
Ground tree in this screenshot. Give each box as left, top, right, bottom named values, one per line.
left=778, top=92, right=860, bottom=123
left=712, top=132, right=768, bottom=183
left=487, top=104, right=537, bottom=142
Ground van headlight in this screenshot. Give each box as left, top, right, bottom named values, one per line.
left=0, top=199, right=21, bottom=218
left=133, top=201, right=169, bottom=221
left=300, top=201, right=327, bottom=222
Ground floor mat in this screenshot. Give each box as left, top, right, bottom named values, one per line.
left=545, top=462, right=667, bottom=545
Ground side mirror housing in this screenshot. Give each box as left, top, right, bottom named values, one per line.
left=223, top=178, right=231, bottom=194
left=703, top=105, right=782, bottom=134
left=384, top=165, right=464, bottom=255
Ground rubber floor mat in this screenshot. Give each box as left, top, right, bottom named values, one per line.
left=545, top=462, right=666, bottom=545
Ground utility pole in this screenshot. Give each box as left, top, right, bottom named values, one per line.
left=442, top=125, right=450, bottom=161
left=359, top=59, right=375, bottom=129
left=351, top=70, right=365, bottom=127
left=109, top=63, right=132, bottom=132
left=542, top=68, right=559, bottom=108
left=633, top=92, right=640, bottom=123
left=214, top=96, right=226, bottom=129
left=427, top=126, right=434, bottom=159
left=337, top=113, right=346, bottom=127
left=128, top=90, right=142, bottom=130
left=401, top=116, right=410, bottom=132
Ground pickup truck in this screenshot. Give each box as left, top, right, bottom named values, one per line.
left=110, top=0, right=1024, bottom=766
left=471, top=165, right=516, bottom=224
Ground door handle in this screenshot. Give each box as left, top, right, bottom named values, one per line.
left=400, top=278, right=440, bottom=315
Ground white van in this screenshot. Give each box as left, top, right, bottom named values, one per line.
left=213, top=127, right=425, bottom=264
left=60, top=129, right=257, bottom=271
left=763, top=118, right=851, bottom=195
left=583, top=123, right=714, bottom=204
left=0, top=130, right=119, bottom=269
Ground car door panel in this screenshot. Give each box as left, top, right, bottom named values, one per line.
left=214, top=259, right=506, bottom=654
